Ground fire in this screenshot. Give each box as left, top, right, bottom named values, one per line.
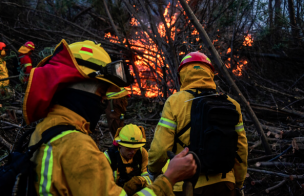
left=158, top=2, right=178, bottom=40
left=233, top=60, right=248, bottom=76
left=225, top=57, right=248, bottom=76
left=243, top=34, right=253, bottom=46
left=105, top=2, right=250, bottom=97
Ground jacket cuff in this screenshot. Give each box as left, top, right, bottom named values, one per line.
left=153, top=175, right=173, bottom=194
left=235, top=181, right=244, bottom=189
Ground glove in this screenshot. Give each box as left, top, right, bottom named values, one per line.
left=123, top=176, right=145, bottom=196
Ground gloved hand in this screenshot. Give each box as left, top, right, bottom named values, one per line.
left=123, top=176, right=145, bottom=196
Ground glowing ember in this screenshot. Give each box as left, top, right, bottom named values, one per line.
left=227, top=48, right=231, bottom=54
left=130, top=18, right=139, bottom=26
left=243, top=34, right=253, bottom=46
left=233, top=60, right=248, bottom=76
left=225, top=57, right=248, bottom=76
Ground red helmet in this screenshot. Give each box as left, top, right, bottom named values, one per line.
left=24, top=41, right=35, bottom=50
left=0, top=42, right=6, bottom=50
left=178, top=51, right=215, bottom=73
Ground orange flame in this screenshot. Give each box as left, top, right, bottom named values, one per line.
left=243, top=34, right=253, bottom=46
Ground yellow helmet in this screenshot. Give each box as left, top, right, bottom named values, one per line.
left=114, top=124, right=146, bottom=148
left=68, top=40, right=121, bottom=88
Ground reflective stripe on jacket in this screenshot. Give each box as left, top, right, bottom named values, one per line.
left=104, top=147, right=152, bottom=185
left=148, top=62, right=248, bottom=191
left=29, top=104, right=172, bottom=196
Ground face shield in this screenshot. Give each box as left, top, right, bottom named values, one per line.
left=87, top=60, right=133, bottom=87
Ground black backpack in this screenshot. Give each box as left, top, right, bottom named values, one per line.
left=0, top=125, right=75, bottom=196
left=173, top=89, right=242, bottom=180
left=107, top=146, right=142, bottom=187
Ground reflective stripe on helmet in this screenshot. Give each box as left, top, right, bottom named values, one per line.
left=181, top=55, right=192, bottom=63
left=158, top=117, right=177, bottom=130
left=106, top=88, right=126, bottom=98
left=235, top=122, right=244, bottom=132
left=136, top=187, right=157, bottom=196
left=104, top=151, right=111, bottom=164
left=23, top=63, right=32, bottom=67
left=39, top=130, right=78, bottom=196
left=27, top=44, right=35, bottom=49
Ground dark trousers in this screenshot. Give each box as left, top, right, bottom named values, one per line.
left=174, top=182, right=236, bottom=196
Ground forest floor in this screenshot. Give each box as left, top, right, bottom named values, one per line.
left=1, top=82, right=304, bottom=196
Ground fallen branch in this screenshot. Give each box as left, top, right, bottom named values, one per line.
left=256, top=162, right=304, bottom=168
left=248, top=154, right=280, bottom=163
left=255, top=83, right=303, bottom=100
left=265, top=179, right=287, bottom=193
left=247, top=168, right=304, bottom=179
left=251, top=177, right=266, bottom=186
left=268, top=145, right=293, bottom=162
left=0, top=75, right=27, bottom=82
left=0, top=120, right=22, bottom=128
left=0, top=135, right=13, bottom=150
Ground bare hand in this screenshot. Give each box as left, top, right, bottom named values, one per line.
left=164, top=147, right=197, bottom=186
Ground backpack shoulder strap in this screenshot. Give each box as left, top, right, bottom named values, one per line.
left=172, top=122, right=191, bottom=153
left=107, top=146, right=119, bottom=171
left=28, top=125, right=76, bottom=155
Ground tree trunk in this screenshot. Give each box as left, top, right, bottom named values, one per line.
left=274, top=0, right=282, bottom=27
left=287, top=0, right=299, bottom=43
left=269, top=0, right=273, bottom=30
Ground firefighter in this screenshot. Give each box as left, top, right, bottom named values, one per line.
left=148, top=51, right=248, bottom=196
left=0, top=42, right=9, bottom=88
left=105, top=87, right=129, bottom=137
left=104, top=124, right=152, bottom=194
left=18, top=41, right=35, bottom=83
left=26, top=39, right=196, bottom=196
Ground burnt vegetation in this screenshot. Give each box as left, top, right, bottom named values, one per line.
left=1, top=0, right=304, bottom=195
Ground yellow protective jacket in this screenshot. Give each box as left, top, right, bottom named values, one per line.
left=29, top=104, right=174, bottom=196
left=148, top=62, right=248, bottom=191
left=0, top=57, right=9, bottom=86
left=104, top=147, right=152, bottom=186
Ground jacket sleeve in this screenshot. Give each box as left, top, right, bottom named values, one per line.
left=138, top=148, right=152, bottom=185
left=62, top=135, right=174, bottom=196
left=148, top=99, right=176, bottom=174
left=228, top=97, right=248, bottom=189
left=60, top=135, right=125, bottom=196
left=133, top=175, right=174, bottom=196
